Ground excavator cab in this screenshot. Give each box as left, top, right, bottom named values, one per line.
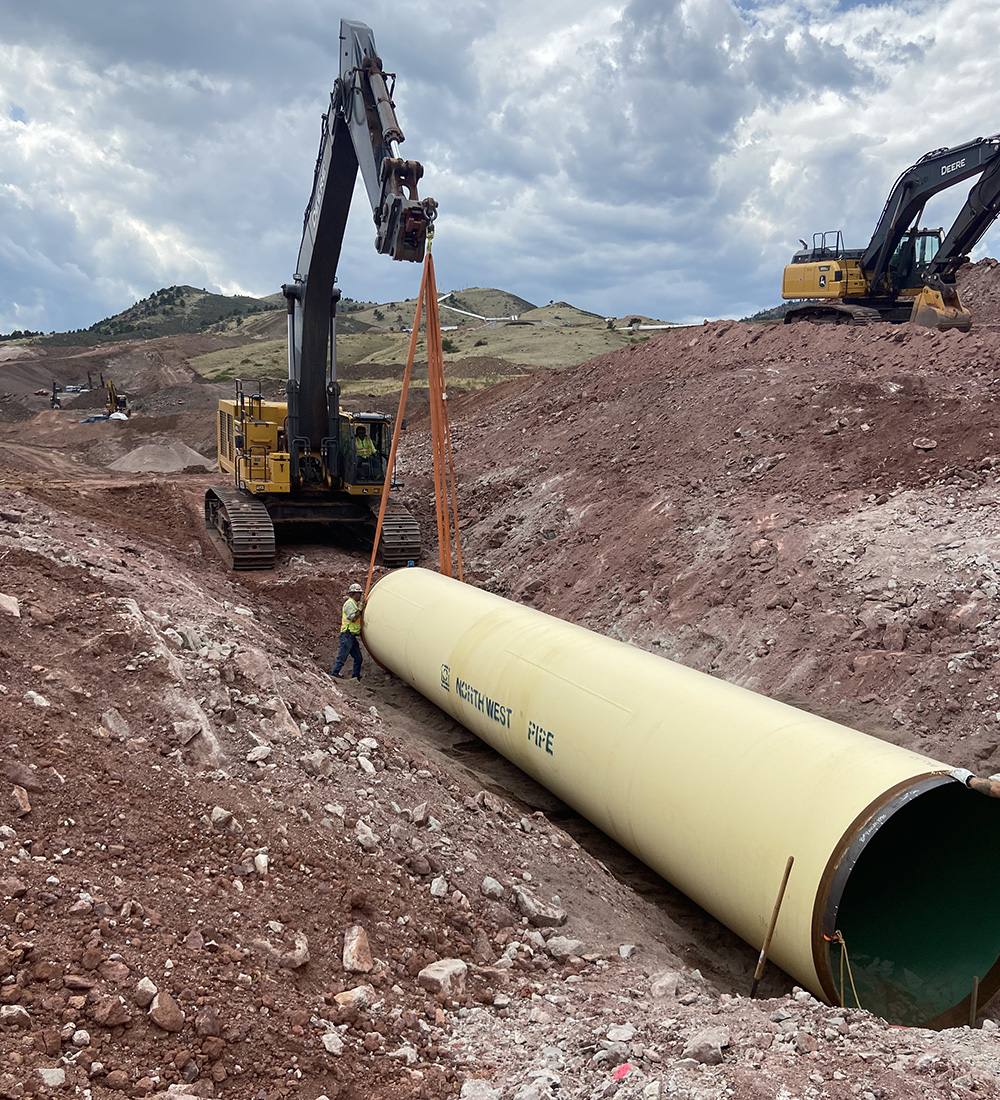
left=886, top=227, right=970, bottom=331
left=888, top=228, right=942, bottom=292
left=340, top=413, right=391, bottom=491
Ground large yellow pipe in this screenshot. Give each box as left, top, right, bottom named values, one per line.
left=363, top=569, right=1000, bottom=1027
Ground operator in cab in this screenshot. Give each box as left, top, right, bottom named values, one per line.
left=331, top=582, right=365, bottom=681
left=355, top=425, right=377, bottom=477
left=355, top=425, right=376, bottom=457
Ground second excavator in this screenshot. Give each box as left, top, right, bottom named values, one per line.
left=205, top=19, right=437, bottom=570
left=782, top=133, right=1000, bottom=330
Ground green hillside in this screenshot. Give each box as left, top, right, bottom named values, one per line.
left=39, top=286, right=285, bottom=346
left=32, top=284, right=678, bottom=371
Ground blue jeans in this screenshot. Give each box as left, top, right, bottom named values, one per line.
left=332, top=631, right=362, bottom=678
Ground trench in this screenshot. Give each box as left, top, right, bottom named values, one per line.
left=382, top=667, right=1000, bottom=1025
left=363, top=568, right=1000, bottom=1028
left=256, top=557, right=1000, bottom=1026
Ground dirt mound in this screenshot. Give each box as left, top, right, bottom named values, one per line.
left=130, top=381, right=231, bottom=417
left=0, top=397, right=34, bottom=423
left=0, top=406, right=220, bottom=482
left=0, top=349, right=59, bottom=398
left=108, top=441, right=215, bottom=473
left=956, top=257, right=1000, bottom=324
left=407, top=317, right=1000, bottom=773
left=0, top=345, right=39, bottom=364
left=443, top=354, right=532, bottom=375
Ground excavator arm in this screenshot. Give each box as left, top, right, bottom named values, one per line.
left=925, top=153, right=1000, bottom=280
left=861, top=134, right=1000, bottom=297
left=282, top=18, right=436, bottom=477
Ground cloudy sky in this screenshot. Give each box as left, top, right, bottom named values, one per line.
left=2, top=0, right=1000, bottom=334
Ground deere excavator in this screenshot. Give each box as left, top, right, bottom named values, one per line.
left=205, top=19, right=437, bottom=570
left=782, top=133, right=1000, bottom=329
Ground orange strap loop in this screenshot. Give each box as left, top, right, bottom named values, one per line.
left=364, top=238, right=462, bottom=597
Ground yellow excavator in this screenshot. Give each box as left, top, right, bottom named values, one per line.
left=782, top=133, right=1000, bottom=329
left=205, top=19, right=436, bottom=570
left=105, top=380, right=128, bottom=417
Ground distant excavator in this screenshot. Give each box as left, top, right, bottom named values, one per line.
left=782, top=133, right=1000, bottom=330
left=106, top=381, right=129, bottom=418
left=205, top=19, right=436, bottom=570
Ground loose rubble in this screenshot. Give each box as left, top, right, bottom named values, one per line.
left=3, top=263, right=1000, bottom=1096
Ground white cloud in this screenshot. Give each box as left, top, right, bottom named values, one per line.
left=1, top=0, right=999, bottom=334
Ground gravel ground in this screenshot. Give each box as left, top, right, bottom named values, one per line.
left=3, top=262, right=1000, bottom=1097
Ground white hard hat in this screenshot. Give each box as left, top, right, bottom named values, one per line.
left=348, top=583, right=363, bottom=594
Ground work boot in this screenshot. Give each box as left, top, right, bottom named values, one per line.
left=330, top=669, right=343, bottom=679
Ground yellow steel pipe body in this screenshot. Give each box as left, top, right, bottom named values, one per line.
left=362, top=569, right=1000, bottom=1026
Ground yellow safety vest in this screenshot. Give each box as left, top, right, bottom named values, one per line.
left=356, top=436, right=376, bottom=458
left=341, top=597, right=363, bottom=634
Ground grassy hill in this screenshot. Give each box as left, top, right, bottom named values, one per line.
left=39, top=286, right=285, bottom=346
left=31, top=284, right=680, bottom=381
left=437, top=288, right=538, bottom=324
left=186, top=314, right=663, bottom=383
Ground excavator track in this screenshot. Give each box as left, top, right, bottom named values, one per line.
left=378, top=500, right=421, bottom=567
left=205, top=487, right=276, bottom=571
left=784, top=303, right=883, bottom=326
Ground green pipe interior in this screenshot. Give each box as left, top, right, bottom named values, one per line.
left=834, top=784, right=1000, bottom=1025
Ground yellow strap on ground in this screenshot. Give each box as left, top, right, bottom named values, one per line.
left=834, top=930, right=863, bottom=1010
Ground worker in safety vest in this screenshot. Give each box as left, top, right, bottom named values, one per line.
left=331, top=582, right=365, bottom=680
left=354, top=426, right=378, bottom=480
left=355, top=425, right=376, bottom=459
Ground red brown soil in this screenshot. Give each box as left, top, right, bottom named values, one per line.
left=415, top=311, right=1000, bottom=773
left=3, top=263, right=1000, bottom=1099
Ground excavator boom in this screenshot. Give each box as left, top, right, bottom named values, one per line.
left=862, top=135, right=1000, bottom=296
left=286, top=19, right=437, bottom=457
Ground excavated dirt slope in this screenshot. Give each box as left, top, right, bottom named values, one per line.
left=3, top=263, right=1000, bottom=1099
left=427, top=311, right=1000, bottom=773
